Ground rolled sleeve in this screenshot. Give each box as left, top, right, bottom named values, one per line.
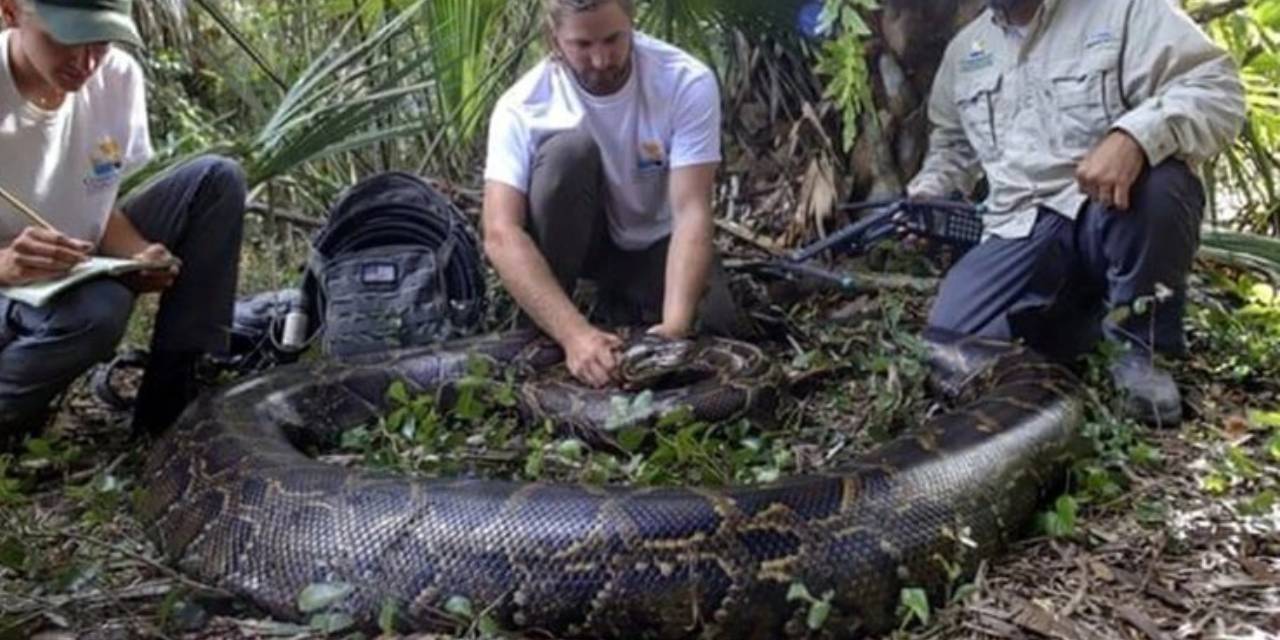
left=1115, top=0, right=1245, bottom=166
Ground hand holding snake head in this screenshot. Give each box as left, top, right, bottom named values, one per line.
left=618, top=333, right=697, bottom=391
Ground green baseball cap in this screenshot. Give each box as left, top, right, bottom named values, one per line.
left=30, top=0, right=142, bottom=48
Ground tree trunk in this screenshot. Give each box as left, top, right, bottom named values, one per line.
left=849, top=0, right=985, bottom=201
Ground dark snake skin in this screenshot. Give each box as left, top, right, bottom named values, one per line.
left=138, top=329, right=1084, bottom=638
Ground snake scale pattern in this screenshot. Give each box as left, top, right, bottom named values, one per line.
left=138, top=329, right=1084, bottom=638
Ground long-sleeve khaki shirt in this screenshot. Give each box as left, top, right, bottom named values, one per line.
left=908, top=0, right=1246, bottom=239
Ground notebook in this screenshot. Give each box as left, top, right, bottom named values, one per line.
left=0, top=256, right=177, bottom=307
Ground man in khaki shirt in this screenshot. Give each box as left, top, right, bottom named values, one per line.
left=909, top=0, right=1245, bottom=426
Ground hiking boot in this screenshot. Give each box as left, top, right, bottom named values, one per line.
left=131, top=351, right=201, bottom=438
left=1110, top=352, right=1182, bottom=427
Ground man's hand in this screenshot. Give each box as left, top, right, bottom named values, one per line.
left=564, top=326, right=623, bottom=388
left=647, top=322, right=690, bottom=340
left=1076, top=131, right=1148, bottom=211
left=120, top=243, right=181, bottom=294
left=0, top=227, right=92, bottom=286
left=901, top=190, right=945, bottom=251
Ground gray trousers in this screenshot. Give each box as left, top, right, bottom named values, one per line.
left=526, top=129, right=748, bottom=336
left=929, top=160, right=1203, bottom=361
left=0, top=156, right=246, bottom=432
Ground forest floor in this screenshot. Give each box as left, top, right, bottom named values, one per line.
left=0, top=216, right=1277, bottom=640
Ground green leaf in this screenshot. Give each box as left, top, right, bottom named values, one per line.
left=340, top=426, right=371, bottom=451
left=308, top=612, right=355, bottom=634
left=656, top=405, right=697, bottom=430
left=807, top=598, right=832, bottom=630
left=297, top=582, right=354, bottom=614
left=556, top=439, right=585, bottom=461
left=1039, top=495, right=1078, bottom=538
left=1268, top=432, right=1280, bottom=462
left=478, top=613, right=503, bottom=636
left=387, top=380, right=409, bottom=405
left=466, top=354, right=493, bottom=378
left=1135, top=499, right=1169, bottom=526
left=53, top=563, right=102, bottom=594
left=1080, top=466, right=1123, bottom=502
left=400, top=414, right=419, bottom=442
left=617, top=426, right=649, bottom=454
left=899, top=587, right=931, bottom=626
left=0, top=537, right=26, bottom=572
left=753, top=466, right=782, bottom=484
left=455, top=386, right=484, bottom=421
left=444, top=595, right=474, bottom=619
left=1202, top=472, right=1231, bottom=495
left=1128, top=442, right=1164, bottom=467
left=786, top=582, right=813, bottom=603
left=378, top=599, right=399, bottom=634
left=1105, top=305, right=1133, bottom=326
left=950, top=583, right=979, bottom=604
left=524, top=449, right=545, bottom=479
left=494, top=381, right=518, bottom=408
left=1132, top=296, right=1151, bottom=317
left=1240, top=490, right=1277, bottom=516
left=815, top=33, right=875, bottom=151
left=1227, top=446, right=1261, bottom=479
left=1057, top=495, right=1079, bottom=523
left=1251, top=409, right=1280, bottom=429
left=606, top=391, right=657, bottom=432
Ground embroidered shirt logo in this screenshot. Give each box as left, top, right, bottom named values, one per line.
left=637, top=140, right=666, bottom=173
left=84, top=136, right=124, bottom=192
left=961, top=39, right=994, bottom=72
left=1085, top=29, right=1117, bottom=50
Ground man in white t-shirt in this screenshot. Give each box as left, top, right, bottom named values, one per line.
left=483, top=0, right=746, bottom=388
left=0, top=0, right=246, bottom=445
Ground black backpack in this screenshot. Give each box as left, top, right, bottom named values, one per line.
left=94, top=173, right=488, bottom=409
left=299, top=172, right=486, bottom=359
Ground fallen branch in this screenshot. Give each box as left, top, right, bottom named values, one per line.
left=246, top=202, right=323, bottom=230
left=1191, top=0, right=1248, bottom=24
left=0, top=580, right=174, bottom=615
left=21, top=531, right=231, bottom=600
left=1113, top=605, right=1170, bottom=640
left=716, top=219, right=785, bottom=255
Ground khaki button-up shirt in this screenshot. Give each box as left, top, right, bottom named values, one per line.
left=908, top=0, right=1246, bottom=239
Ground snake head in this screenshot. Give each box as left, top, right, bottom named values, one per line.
left=618, top=334, right=698, bottom=391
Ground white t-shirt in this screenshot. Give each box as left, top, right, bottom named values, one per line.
left=484, top=32, right=721, bottom=251
left=0, top=29, right=153, bottom=246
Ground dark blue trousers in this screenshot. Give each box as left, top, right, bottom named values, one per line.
left=929, top=160, right=1204, bottom=361
left=0, top=156, right=246, bottom=432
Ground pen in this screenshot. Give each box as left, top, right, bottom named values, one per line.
left=0, top=185, right=58, bottom=233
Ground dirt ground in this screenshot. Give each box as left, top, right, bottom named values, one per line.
left=0, top=254, right=1277, bottom=640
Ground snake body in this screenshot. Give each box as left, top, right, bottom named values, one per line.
left=139, top=329, right=1083, bottom=638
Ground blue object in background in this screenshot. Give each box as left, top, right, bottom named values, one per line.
left=796, top=0, right=825, bottom=39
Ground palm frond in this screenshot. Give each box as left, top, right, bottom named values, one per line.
left=245, top=0, right=437, bottom=185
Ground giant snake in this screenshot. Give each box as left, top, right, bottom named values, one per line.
left=138, top=328, right=1084, bottom=638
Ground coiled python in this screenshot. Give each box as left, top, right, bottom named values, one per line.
left=138, top=328, right=1084, bottom=638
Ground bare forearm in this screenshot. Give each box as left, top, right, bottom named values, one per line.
left=662, top=213, right=714, bottom=334
left=98, top=209, right=154, bottom=258
left=488, top=228, right=591, bottom=344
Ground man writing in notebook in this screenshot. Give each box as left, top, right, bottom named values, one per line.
left=0, top=0, right=246, bottom=444
left=482, top=0, right=746, bottom=389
